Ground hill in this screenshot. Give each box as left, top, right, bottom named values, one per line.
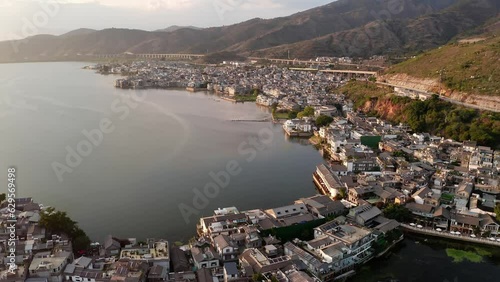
left=248, top=0, right=500, bottom=58
left=155, top=26, right=202, bottom=33
left=1, top=0, right=496, bottom=62
left=385, top=35, right=500, bottom=96
left=340, top=81, right=500, bottom=148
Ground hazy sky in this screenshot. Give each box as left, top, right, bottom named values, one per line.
left=0, top=0, right=333, bottom=41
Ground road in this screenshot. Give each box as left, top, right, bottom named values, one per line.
left=401, top=223, right=500, bottom=247
left=376, top=82, right=499, bottom=112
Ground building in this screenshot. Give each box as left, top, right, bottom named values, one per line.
left=119, top=239, right=169, bottom=270
left=296, top=195, right=347, bottom=218
left=313, top=164, right=345, bottom=198
left=29, top=251, right=73, bottom=282
left=191, top=246, right=220, bottom=269
left=213, top=235, right=239, bottom=262
left=223, top=262, right=239, bottom=282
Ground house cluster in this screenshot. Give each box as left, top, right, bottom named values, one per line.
left=1, top=195, right=401, bottom=282
left=307, top=98, right=500, bottom=238
left=0, top=198, right=75, bottom=282
left=186, top=194, right=399, bottom=282
left=0, top=198, right=177, bottom=282
left=93, top=61, right=369, bottom=107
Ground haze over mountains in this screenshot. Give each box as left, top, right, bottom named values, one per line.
left=0, top=0, right=498, bottom=63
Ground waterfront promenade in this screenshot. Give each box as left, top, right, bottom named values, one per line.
left=401, top=223, right=500, bottom=247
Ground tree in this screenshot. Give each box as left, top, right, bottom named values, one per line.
left=0, top=193, right=5, bottom=203
left=297, top=106, right=315, bottom=119
left=316, top=115, right=334, bottom=127
left=252, top=273, right=265, bottom=281
left=495, top=204, right=500, bottom=222
left=383, top=204, right=412, bottom=223
left=40, top=207, right=91, bottom=254
left=288, top=110, right=298, bottom=119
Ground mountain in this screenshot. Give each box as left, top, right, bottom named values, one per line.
left=155, top=26, right=202, bottom=33
left=249, top=0, right=500, bottom=58
left=0, top=0, right=497, bottom=62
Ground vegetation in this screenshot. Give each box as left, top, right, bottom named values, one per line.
left=252, top=273, right=265, bottom=282
left=392, top=150, right=417, bottom=162
left=446, top=248, right=483, bottom=263
left=383, top=204, right=412, bottom=223
left=316, top=115, right=334, bottom=127
left=0, top=193, right=5, bottom=203
left=340, top=81, right=393, bottom=110
left=261, top=218, right=327, bottom=242
left=341, top=81, right=500, bottom=148
left=272, top=109, right=291, bottom=120
left=234, top=93, right=258, bottom=102
left=39, top=207, right=91, bottom=254
left=495, top=204, right=500, bottom=221
left=441, top=193, right=455, bottom=204
left=387, top=36, right=500, bottom=95
left=297, top=106, right=315, bottom=119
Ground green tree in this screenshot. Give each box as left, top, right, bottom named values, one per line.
left=252, top=273, right=265, bottom=281
left=316, top=115, right=334, bottom=127
left=495, top=204, right=500, bottom=222
left=383, top=204, right=412, bottom=223
left=288, top=110, right=298, bottom=119
left=297, top=106, right=315, bottom=119
left=0, top=193, right=5, bottom=203
left=40, top=207, right=91, bottom=254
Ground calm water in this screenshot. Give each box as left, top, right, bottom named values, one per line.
left=350, top=235, right=500, bottom=282
left=0, top=62, right=323, bottom=242
left=1, top=62, right=499, bottom=281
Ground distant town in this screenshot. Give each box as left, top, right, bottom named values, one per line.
left=2, top=57, right=499, bottom=282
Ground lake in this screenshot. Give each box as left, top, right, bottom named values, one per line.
left=0, top=62, right=323, bottom=242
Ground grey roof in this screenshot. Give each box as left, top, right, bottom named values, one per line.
left=74, top=256, right=92, bottom=268
left=357, top=206, right=382, bottom=222
left=104, top=235, right=121, bottom=249
left=307, top=236, right=333, bottom=249
left=406, top=203, right=434, bottom=214
left=374, top=219, right=400, bottom=233
left=64, top=264, right=76, bottom=274
left=224, top=262, right=238, bottom=276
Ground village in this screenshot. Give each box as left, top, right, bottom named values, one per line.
left=1, top=59, right=499, bottom=282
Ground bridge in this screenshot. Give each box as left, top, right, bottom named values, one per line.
left=248, top=57, right=385, bottom=70
left=288, top=67, right=377, bottom=79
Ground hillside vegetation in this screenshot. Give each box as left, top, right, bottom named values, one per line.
left=340, top=81, right=500, bottom=148
left=386, top=35, right=500, bottom=95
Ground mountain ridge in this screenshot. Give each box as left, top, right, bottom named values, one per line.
left=0, top=0, right=497, bottom=62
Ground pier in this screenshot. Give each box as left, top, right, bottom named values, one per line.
left=229, top=118, right=271, bottom=122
